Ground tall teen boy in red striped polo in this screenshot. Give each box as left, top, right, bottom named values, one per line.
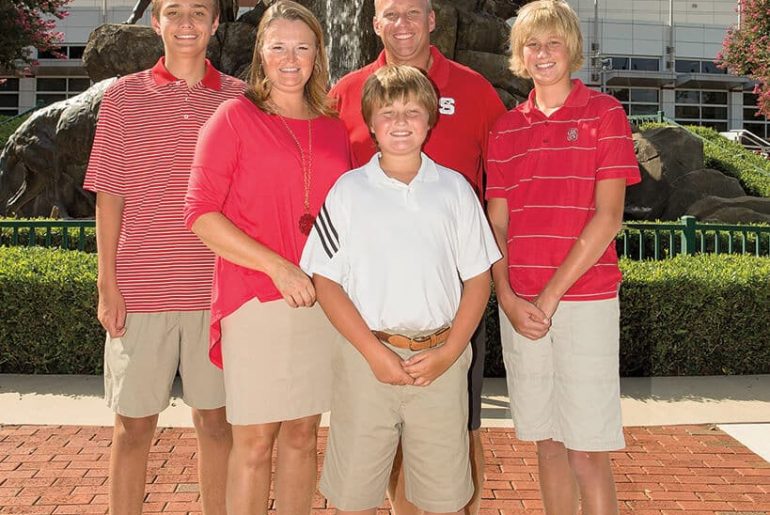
left=486, top=1, right=640, bottom=514
left=83, top=0, right=244, bottom=512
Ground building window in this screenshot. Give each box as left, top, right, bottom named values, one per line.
left=0, top=78, right=20, bottom=115
left=37, top=45, right=87, bottom=60
left=35, top=76, right=92, bottom=107
left=630, top=58, right=660, bottom=71
left=675, top=89, right=728, bottom=131
left=608, top=87, right=660, bottom=115
left=676, top=59, right=727, bottom=75
left=743, top=92, right=770, bottom=140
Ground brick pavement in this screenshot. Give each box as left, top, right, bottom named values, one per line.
left=0, top=424, right=768, bottom=514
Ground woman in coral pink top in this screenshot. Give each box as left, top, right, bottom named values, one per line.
left=184, top=2, right=350, bottom=513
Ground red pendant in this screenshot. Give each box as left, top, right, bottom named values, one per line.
left=299, top=213, right=315, bottom=235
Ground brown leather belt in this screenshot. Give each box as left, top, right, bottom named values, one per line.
left=372, top=327, right=451, bottom=351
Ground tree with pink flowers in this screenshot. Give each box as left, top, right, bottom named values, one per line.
left=718, top=0, right=770, bottom=118
left=0, top=0, right=71, bottom=71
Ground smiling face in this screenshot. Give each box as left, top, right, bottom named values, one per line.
left=151, top=0, right=218, bottom=59
left=260, top=18, right=318, bottom=101
left=522, top=33, right=571, bottom=90
left=369, top=95, right=431, bottom=158
left=373, top=0, right=435, bottom=67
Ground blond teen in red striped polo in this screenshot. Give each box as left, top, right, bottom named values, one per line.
left=486, top=2, right=641, bottom=514
left=83, top=0, right=245, bottom=512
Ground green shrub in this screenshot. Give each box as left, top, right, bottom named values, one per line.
left=0, top=247, right=102, bottom=374
left=486, top=254, right=770, bottom=377
left=1, top=248, right=768, bottom=377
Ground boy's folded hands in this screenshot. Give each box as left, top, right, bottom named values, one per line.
left=402, top=346, right=457, bottom=387
left=368, top=346, right=415, bottom=386
left=500, top=293, right=551, bottom=341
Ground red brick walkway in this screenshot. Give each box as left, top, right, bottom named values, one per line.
left=0, top=425, right=768, bottom=514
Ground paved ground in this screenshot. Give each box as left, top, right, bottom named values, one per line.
left=1, top=375, right=769, bottom=514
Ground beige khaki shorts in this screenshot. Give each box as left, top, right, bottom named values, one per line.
left=220, top=297, right=335, bottom=425
left=320, top=337, right=474, bottom=513
left=104, top=310, right=225, bottom=418
left=500, top=298, right=625, bottom=451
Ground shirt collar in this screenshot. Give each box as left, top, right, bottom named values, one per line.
left=374, top=46, right=449, bottom=88
left=150, top=57, right=222, bottom=90
left=364, top=152, right=439, bottom=187
left=521, top=78, right=590, bottom=116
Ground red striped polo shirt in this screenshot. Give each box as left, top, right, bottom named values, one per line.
left=84, top=58, right=246, bottom=312
left=486, top=79, right=641, bottom=301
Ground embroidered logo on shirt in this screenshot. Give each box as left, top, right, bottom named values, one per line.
left=566, top=127, right=578, bottom=142
left=439, top=97, right=456, bottom=115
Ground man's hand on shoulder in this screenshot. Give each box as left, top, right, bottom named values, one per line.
left=98, top=282, right=127, bottom=338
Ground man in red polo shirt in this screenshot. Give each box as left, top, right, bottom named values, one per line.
left=83, top=0, right=244, bottom=513
left=330, top=1, right=506, bottom=513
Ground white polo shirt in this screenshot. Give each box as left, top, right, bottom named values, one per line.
left=300, top=153, right=501, bottom=332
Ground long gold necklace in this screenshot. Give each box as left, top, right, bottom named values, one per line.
left=277, top=114, right=314, bottom=235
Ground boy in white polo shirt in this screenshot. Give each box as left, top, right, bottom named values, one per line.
left=300, top=65, right=501, bottom=514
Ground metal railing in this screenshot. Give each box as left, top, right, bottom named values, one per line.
left=0, top=219, right=95, bottom=251
left=619, top=216, right=770, bottom=260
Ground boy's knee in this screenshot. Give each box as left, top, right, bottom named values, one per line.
left=192, top=407, right=230, bottom=441
left=536, top=439, right=567, bottom=462
left=567, top=449, right=611, bottom=478
left=114, top=414, right=157, bottom=447
left=233, top=432, right=275, bottom=469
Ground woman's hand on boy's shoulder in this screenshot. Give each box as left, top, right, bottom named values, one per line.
left=500, top=292, right=550, bottom=341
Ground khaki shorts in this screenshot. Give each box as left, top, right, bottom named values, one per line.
left=320, top=337, right=474, bottom=513
left=104, top=310, right=225, bottom=418
left=500, top=298, right=625, bottom=452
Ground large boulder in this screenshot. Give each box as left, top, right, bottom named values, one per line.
left=661, top=168, right=745, bottom=220
left=626, top=127, right=705, bottom=219
left=687, top=196, right=770, bottom=224
left=456, top=11, right=509, bottom=54
left=455, top=50, right=531, bottom=99
left=431, top=1, right=459, bottom=59
left=207, top=22, right=257, bottom=79
left=83, top=24, right=163, bottom=81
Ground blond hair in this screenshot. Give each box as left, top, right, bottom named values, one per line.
left=245, top=0, right=335, bottom=117
left=151, top=0, right=219, bottom=21
left=361, top=65, right=439, bottom=130
left=508, top=0, right=584, bottom=79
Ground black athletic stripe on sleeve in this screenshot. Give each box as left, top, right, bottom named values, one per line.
left=313, top=219, right=334, bottom=259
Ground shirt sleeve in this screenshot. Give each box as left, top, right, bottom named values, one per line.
left=485, top=127, right=508, bottom=200
left=456, top=179, right=502, bottom=280
left=595, top=102, right=641, bottom=185
left=299, top=180, right=349, bottom=284
left=183, top=102, right=241, bottom=230
left=83, top=82, right=126, bottom=196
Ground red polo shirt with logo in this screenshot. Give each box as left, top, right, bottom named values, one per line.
left=84, top=58, right=246, bottom=312
left=486, top=79, right=641, bottom=301
left=330, top=46, right=506, bottom=197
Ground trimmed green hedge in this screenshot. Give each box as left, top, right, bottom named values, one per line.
left=1, top=248, right=769, bottom=376
left=485, top=254, right=770, bottom=377
left=638, top=122, right=770, bottom=198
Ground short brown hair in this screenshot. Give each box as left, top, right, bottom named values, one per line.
left=508, top=0, right=584, bottom=79
left=361, top=65, right=438, bottom=129
left=151, top=0, right=219, bottom=21
left=246, top=0, right=335, bottom=117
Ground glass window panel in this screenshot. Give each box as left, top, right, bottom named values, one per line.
left=708, top=122, right=728, bottom=132
left=675, top=105, right=700, bottom=118
left=744, top=92, right=759, bottom=104
left=631, top=58, right=660, bottom=71
left=744, top=123, right=767, bottom=138
left=37, top=78, right=67, bottom=91
left=621, top=104, right=630, bottom=114
left=702, top=106, right=727, bottom=119
left=701, top=60, right=726, bottom=74
left=36, top=93, right=66, bottom=106
left=675, top=90, right=699, bottom=104
left=675, top=59, right=700, bottom=73
left=68, top=78, right=91, bottom=92
left=630, top=104, right=660, bottom=115
left=744, top=108, right=763, bottom=120
left=0, top=108, right=18, bottom=115
left=0, top=78, right=19, bottom=91
left=0, top=95, right=19, bottom=108
left=702, top=91, right=727, bottom=105
left=607, top=88, right=629, bottom=102
left=630, top=89, right=659, bottom=103
left=610, top=57, right=629, bottom=70
left=68, top=46, right=85, bottom=59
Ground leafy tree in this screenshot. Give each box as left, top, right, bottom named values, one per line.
left=718, top=0, right=770, bottom=118
left=0, top=0, right=71, bottom=71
